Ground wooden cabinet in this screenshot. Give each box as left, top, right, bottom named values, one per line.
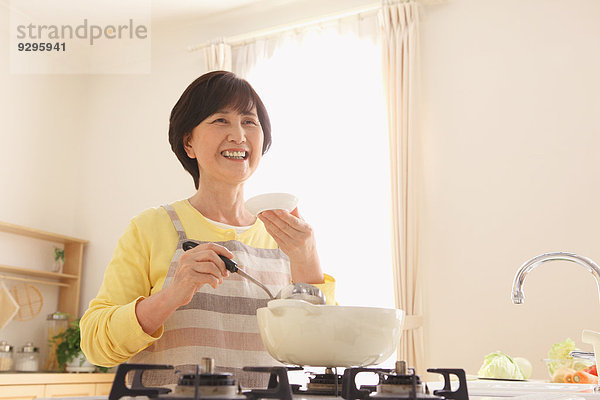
left=0, top=385, right=45, bottom=400
left=43, top=383, right=96, bottom=397
left=95, top=382, right=113, bottom=395
left=0, top=221, right=88, bottom=317
left=0, top=373, right=115, bottom=399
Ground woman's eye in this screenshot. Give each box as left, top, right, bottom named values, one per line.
left=244, top=120, right=259, bottom=126
left=212, top=118, right=227, bottom=124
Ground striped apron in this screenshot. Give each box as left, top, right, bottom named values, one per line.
left=129, top=204, right=291, bottom=388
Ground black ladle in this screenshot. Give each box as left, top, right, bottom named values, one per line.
left=182, top=240, right=325, bottom=304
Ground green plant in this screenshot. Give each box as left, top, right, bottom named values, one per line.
left=54, top=247, right=65, bottom=263
left=52, top=318, right=82, bottom=370
left=52, top=318, right=108, bottom=372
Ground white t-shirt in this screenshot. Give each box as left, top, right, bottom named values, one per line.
left=204, top=217, right=254, bottom=234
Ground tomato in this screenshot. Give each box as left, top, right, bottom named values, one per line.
left=584, top=365, right=598, bottom=376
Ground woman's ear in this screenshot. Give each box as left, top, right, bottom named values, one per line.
left=183, top=132, right=196, bottom=158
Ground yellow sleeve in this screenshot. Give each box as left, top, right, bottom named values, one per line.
left=80, top=217, right=164, bottom=367
left=312, top=273, right=336, bottom=305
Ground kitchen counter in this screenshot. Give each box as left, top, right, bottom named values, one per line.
left=430, top=378, right=599, bottom=400
left=13, top=374, right=600, bottom=400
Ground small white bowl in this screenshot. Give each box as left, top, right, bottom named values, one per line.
left=245, top=193, right=299, bottom=216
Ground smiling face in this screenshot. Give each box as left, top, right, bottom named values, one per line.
left=184, top=106, right=264, bottom=186
left=169, top=71, right=272, bottom=189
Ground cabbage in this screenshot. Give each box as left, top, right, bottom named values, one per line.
left=478, top=351, right=525, bottom=380
left=546, top=338, right=591, bottom=376
left=513, top=357, right=533, bottom=380
left=547, top=338, right=576, bottom=376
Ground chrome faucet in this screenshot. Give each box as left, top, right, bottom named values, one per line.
left=512, top=252, right=600, bottom=304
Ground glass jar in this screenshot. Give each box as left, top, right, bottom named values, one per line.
left=15, top=342, right=39, bottom=372
left=0, top=341, right=13, bottom=372
left=44, top=312, right=68, bottom=371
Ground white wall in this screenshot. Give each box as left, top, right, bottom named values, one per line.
left=0, top=4, right=88, bottom=361
left=2, top=0, right=600, bottom=381
left=419, top=0, right=600, bottom=379
left=0, top=8, right=86, bottom=233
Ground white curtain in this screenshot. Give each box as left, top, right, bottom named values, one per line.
left=232, top=15, right=378, bottom=79
left=379, top=0, right=423, bottom=372
left=204, top=39, right=232, bottom=71
left=232, top=37, right=279, bottom=78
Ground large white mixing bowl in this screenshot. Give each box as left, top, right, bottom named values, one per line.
left=256, top=299, right=404, bottom=367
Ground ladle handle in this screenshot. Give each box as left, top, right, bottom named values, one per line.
left=182, top=241, right=238, bottom=273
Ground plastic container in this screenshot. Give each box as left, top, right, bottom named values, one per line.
left=15, top=342, right=39, bottom=372
left=0, top=341, right=13, bottom=372
left=44, top=312, right=68, bottom=371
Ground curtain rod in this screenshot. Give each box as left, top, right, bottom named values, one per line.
left=187, top=2, right=380, bottom=52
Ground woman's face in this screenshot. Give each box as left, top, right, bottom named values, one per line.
left=185, top=106, right=264, bottom=186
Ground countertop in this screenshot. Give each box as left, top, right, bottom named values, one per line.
left=33, top=379, right=600, bottom=400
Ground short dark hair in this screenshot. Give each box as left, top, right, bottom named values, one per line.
left=168, top=71, right=272, bottom=189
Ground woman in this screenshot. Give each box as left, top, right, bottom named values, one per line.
left=80, top=71, right=335, bottom=388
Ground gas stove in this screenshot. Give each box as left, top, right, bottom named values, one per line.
left=107, top=359, right=469, bottom=400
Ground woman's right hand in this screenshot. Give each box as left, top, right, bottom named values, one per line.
left=165, top=243, right=233, bottom=307
left=135, top=243, right=233, bottom=335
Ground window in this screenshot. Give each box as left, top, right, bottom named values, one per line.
left=241, top=20, right=394, bottom=308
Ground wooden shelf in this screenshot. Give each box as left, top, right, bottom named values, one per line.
left=0, top=262, right=77, bottom=287
left=0, top=273, right=70, bottom=287
left=0, top=221, right=88, bottom=245
left=0, top=220, right=88, bottom=317
left=0, top=264, right=78, bottom=280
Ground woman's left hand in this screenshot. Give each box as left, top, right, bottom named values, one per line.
left=258, top=208, right=324, bottom=284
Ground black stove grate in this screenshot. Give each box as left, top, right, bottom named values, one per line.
left=107, top=363, right=469, bottom=400
left=341, top=367, right=469, bottom=400
left=108, top=363, right=173, bottom=400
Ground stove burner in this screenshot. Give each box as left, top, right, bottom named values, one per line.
left=175, top=370, right=238, bottom=398
left=380, top=373, right=423, bottom=386
left=341, top=366, right=469, bottom=400
left=107, top=362, right=469, bottom=400
left=178, top=372, right=236, bottom=387
left=288, top=367, right=344, bottom=396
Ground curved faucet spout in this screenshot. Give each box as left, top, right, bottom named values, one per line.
left=512, top=252, right=600, bottom=304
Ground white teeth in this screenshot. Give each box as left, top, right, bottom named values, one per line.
left=221, top=150, right=247, bottom=159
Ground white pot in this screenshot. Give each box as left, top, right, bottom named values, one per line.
left=256, top=299, right=404, bottom=367
left=66, top=352, right=95, bottom=373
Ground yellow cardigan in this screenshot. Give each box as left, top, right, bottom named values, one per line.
left=80, top=200, right=335, bottom=367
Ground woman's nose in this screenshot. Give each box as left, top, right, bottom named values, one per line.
left=227, top=122, right=246, bottom=143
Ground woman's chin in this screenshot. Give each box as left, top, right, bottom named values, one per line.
left=218, top=171, right=254, bottom=186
